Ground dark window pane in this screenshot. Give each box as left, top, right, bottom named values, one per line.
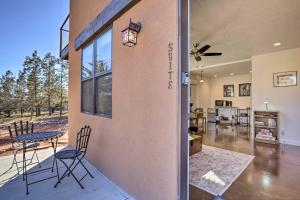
left=82, top=43, right=94, bottom=79
left=96, top=74, right=112, bottom=115
left=96, top=29, right=112, bottom=74
left=82, top=80, right=93, bottom=113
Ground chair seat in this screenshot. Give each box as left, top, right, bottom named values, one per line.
left=14, top=143, right=40, bottom=151
left=55, top=149, right=81, bottom=159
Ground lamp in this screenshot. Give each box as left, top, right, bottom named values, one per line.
left=200, top=71, right=204, bottom=83
left=264, top=98, right=270, bottom=110
left=122, top=19, right=142, bottom=47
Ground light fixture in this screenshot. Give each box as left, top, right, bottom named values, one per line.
left=200, top=71, right=205, bottom=83
left=273, top=42, right=281, bottom=47
left=122, top=19, right=142, bottom=47
left=213, top=74, right=218, bottom=78
left=264, top=98, right=270, bottom=110
left=230, top=73, right=235, bottom=76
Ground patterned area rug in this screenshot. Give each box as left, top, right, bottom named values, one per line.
left=189, top=145, right=254, bottom=196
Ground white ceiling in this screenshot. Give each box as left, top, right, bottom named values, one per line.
left=190, top=0, right=300, bottom=73
left=192, top=60, right=252, bottom=78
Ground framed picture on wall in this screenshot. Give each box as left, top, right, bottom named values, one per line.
left=273, top=71, right=297, bottom=87
left=223, top=85, right=234, bottom=97
left=239, top=83, right=251, bottom=96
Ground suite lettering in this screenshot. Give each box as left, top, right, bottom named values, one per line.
left=168, top=43, right=174, bottom=89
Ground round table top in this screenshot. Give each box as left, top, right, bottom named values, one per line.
left=13, top=131, right=64, bottom=143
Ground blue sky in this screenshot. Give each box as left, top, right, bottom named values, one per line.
left=0, top=0, right=69, bottom=76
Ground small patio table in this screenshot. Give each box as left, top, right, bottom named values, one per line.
left=13, top=130, right=64, bottom=195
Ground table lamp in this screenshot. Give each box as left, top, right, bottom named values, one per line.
left=264, top=98, right=270, bottom=110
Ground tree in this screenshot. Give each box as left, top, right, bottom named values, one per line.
left=57, top=59, right=68, bottom=117
left=23, top=50, right=43, bottom=117
left=15, top=70, right=27, bottom=117
left=0, top=70, right=15, bottom=117
left=42, top=53, right=59, bottom=115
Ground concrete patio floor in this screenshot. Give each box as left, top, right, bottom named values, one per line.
left=0, top=146, right=133, bottom=200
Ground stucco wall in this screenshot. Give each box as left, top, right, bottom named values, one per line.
left=68, top=1, right=179, bottom=200
left=252, top=48, right=300, bottom=146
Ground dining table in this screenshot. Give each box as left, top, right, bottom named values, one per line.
left=13, top=130, right=64, bottom=195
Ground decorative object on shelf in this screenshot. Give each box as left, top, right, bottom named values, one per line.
left=122, top=19, right=142, bottom=47
left=267, top=118, right=277, bottom=127
left=264, top=98, right=270, bottom=110
left=239, top=83, right=251, bottom=97
left=273, top=71, right=297, bottom=87
left=254, top=111, right=279, bottom=145
left=223, top=85, right=234, bottom=97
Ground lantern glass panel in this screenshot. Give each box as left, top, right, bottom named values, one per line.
left=128, top=29, right=137, bottom=44
left=122, top=29, right=129, bottom=44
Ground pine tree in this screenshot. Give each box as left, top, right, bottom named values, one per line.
left=0, top=70, right=15, bottom=117
left=15, top=70, right=27, bottom=117
left=23, top=50, right=43, bottom=117
left=57, top=59, right=68, bottom=117
left=42, top=53, right=59, bottom=116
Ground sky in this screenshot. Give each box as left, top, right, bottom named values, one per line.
left=0, top=0, right=69, bottom=76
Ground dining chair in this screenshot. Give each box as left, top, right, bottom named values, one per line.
left=54, top=125, right=93, bottom=189
left=7, top=121, right=41, bottom=179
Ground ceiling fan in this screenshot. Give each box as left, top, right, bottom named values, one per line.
left=190, top=43, right=222, bottom=62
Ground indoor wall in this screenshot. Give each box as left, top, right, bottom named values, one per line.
left=252, top=47, right=300, bottom=146
left=191, top=73, right=252, bottom=112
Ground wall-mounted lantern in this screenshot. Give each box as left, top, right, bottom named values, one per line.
left=122, top=19, right=142, bottom=47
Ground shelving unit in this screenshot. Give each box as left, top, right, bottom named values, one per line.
left=237, top=108, right=251, bottom=126
left=254, top=111, right=279, bottom=145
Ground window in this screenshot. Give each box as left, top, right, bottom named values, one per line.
left=81, top=28, right=112, bottom=117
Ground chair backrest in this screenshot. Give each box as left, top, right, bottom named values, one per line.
left=195, top=108, right=204, bottom=118
left=8, top=120, right=34, bottom=141
left=75, top=125, right=92, bottom=155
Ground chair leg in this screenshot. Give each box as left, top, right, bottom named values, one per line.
left=27, top=150, right=36, bottom=166
left=34, top=149, right=41, bottom=168
left=22, top=150, right=25, bottom=181
left=9, top=152, right=20, bottom=175
left=55, top=159, right=84, bottom=189
left=55, top=158, right=60, bottom=184
left=78, top=159, right=94, bottom=178
left=0, top=153, right=17, bottom=177
left=54, top=159, right=76, bottom=188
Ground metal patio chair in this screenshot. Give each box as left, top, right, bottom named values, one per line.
left=7, top=121, right=41, bottom=179
left=54, top=125, right=93, bottom=189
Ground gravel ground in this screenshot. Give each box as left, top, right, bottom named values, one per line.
left=0, top=116, right=68, bottom=157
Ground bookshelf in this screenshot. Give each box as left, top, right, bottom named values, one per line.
left=254, top=111, right=279, bottom=145
left=237, top=108, right=251, bottom=126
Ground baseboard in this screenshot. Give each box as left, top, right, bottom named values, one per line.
left=280, top=139, right=300, bottom=147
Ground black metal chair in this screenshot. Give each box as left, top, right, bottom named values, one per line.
left=7, top=121, right=41, bottom=179
left=54, top=125, right=93, bottom=189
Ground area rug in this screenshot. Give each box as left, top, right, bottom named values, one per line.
left=189, top=145, right=254, bottom=196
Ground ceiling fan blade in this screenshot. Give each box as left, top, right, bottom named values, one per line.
left=197, top=45, right=211, bottom=53
left=202, top=52, right=222, bottom=56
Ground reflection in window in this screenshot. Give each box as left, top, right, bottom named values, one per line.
left=96, top=29, right=112, bottom=74
left=81, top=28, right=112, bottom=117
left=82, top=43, right=93, bottom=79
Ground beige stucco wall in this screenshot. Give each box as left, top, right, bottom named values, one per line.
left=68, top=1, right=179, bottom=200
left=252, top=48, right=300, bottom=146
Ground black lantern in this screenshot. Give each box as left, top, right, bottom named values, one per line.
left=122, top=19, right=142, bottom=47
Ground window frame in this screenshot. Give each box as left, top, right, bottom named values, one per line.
left=80, top=27, right=112, bottom=118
